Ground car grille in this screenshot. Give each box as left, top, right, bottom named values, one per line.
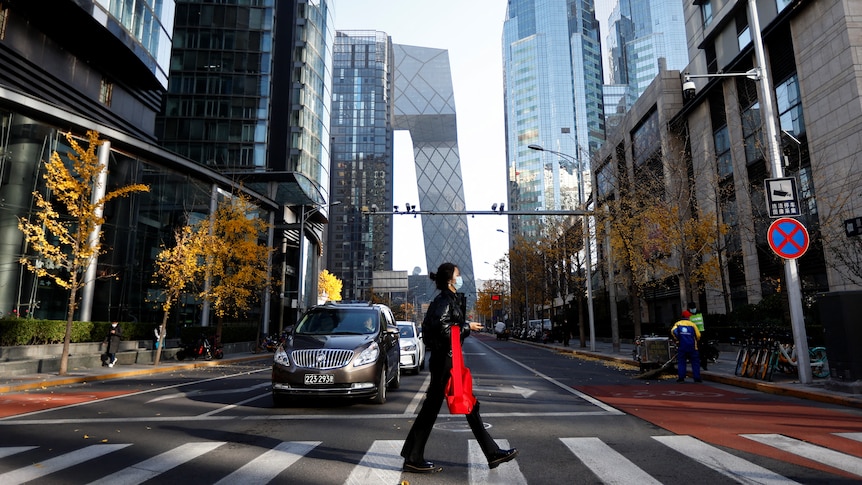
left=292, top=349, right=355, bottom=369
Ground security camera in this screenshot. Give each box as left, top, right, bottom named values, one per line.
left=682, top=77, right=696, bottom=100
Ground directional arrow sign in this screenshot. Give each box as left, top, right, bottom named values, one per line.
left=472, top=385, right=536, bottom=399
left=767, top=217, right=809, bottom=259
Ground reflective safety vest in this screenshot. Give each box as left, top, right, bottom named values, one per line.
left=690, top=313, right=704, bottom=332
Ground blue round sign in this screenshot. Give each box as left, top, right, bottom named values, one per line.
left=767, top=218, right=809, bottom=259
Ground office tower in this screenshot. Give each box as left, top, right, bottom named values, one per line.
left=157, top=0, right=335, bottom=324
left=328, top=31, right=395, bottom=301
left=502, top=0, right=604, bottom=237
left=0, top=0, right=278, bottom=324
left=606, top=0, right=688, bottom=107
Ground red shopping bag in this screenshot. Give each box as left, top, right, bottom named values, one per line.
left=445, top=326, right=476, bottom=414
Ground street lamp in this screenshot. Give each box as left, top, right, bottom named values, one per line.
left=528, top=144, right=596, bottom=351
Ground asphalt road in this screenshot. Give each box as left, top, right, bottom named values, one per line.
left=1, top=334, right=861, bottom=484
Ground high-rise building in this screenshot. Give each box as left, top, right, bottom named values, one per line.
left=328, top=31, right=395, bottom=301
left=0, top=0, right=279, bottom=326
left=502, top=0, right=605, bottom=239
left=605, top=0, right=688, bottom=107
left=157, top=0, right=336, bottom=325
left=327, top=36, right=475, bottom=307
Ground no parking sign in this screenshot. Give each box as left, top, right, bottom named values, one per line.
left=767, top=218, right=809, bottom=259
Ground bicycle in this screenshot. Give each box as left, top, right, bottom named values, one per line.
left=770, top=341, right=830, bottom=378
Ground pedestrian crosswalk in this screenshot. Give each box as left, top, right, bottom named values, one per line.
left=0, top=433, right=859, bottom=484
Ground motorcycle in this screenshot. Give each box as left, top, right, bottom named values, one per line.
left=176, top=334, right=224, bottom=361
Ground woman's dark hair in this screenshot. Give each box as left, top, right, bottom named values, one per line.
left=429, top=262, right=458, bottom=291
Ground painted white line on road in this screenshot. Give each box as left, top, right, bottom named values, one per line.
left=403, top=374, right=430, bottom=416
left=0, top=444, right=130, bottom=485
left=0, top=410, right=618, bottom=426
left=562, top=437, right=661, bottom=485
left=473, top=339, right=624, bottom=415
left=469, top=439, right=526, bottom=484
left=213, top=441, right=320, bottom=485
left=837, top=432, right=862, bottom=443
left=0, top=446, right=37, bottom=459
left=742, top=433, right=862, bottom=478
left=89, top=441, right=224, bottom=485
left=198, top=392, right=271, bottom=417
left=0, top=367, right=270, bottom=422
left=345, top=439, right=404, bottom=485
left=147, top=382, right=271, bottom=403
left=655, top=435, right=801, bottom=485
left=473, top=385, right=536, bottom=398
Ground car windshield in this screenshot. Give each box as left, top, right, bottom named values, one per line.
left=398, top=325, right=415, bottom=338
left=294, top=309, right=379, bottom=335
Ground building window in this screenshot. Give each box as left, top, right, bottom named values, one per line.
left=775, top=75, right=805, bottom=137
left=99, top=79, right=113, bottom=106
left=736, top=10, right=751, bottom=51
left=777, top=0, right=793, bottom=13
left=714, top=125, right=732, bottom=178
left=700, top=0, right=713, bottom=27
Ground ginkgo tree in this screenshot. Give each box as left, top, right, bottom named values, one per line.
left=197, top=193, right=273, bottom=342
left=318, top=269, right=342, bottom=302
left=151, top=225, right=204, bottom=365
left=17, top=130, right=149, bottom=375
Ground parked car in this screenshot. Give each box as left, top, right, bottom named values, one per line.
left=396, top=321, right=425, bottom=374
left=272, top=302, right=400, bottom=406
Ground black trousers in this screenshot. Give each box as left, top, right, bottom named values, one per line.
left=401, top=348, right=500, bottom=462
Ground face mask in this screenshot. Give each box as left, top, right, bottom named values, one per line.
left=453, top=276, right=464, bottom=290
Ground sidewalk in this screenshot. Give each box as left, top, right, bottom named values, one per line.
left=2, top=338, right=861, bottom=410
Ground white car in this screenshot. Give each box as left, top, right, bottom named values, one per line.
left=396, top=321, right=425, bottom=374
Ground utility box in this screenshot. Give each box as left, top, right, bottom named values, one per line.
left=818, top=291, right=862, bottom=381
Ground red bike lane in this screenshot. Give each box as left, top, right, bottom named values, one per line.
left=0, top=390, right=136, bottom=418
left=578, top=383, right=862, bottom=480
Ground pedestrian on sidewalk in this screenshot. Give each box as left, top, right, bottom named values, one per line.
left=400, top=262, right=518, bottom=474
left=671, top=311, right=701, bottom=382
left=101, top=321, right=122, bottom=367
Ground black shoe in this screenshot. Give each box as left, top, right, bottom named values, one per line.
left=488, top=448, right=519, bottom=469
left=694, top=378, right=703, bottom=383
left=676, top=378, right=685, bottom=382
left=403, top=460, right=442, bottom=474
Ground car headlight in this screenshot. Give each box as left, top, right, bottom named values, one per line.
left=354, top=341, right=379, bottom=366
left=402, top=343, right=417, bottom=352
left=274, top=347, right=289, bottom=366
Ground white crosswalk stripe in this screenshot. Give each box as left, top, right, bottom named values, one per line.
left=469, top=439, right=526, bottom=484
left=344, top=439, right=404, bottom=485
left=0, top=444, right=130, bottom=485
left=653, top=435, right=801, bottom=485
left=0, top=433, right=859, bottom=484
left=742, top=433, right=862, bottom=478
left=89, top=442, right=225, bottom=485
left=561, top=437, right=661, bottom=485
left=215, top=440, right=320, bottom=485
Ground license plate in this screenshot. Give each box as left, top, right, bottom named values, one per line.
left=304, top=374, right=334, bottom=385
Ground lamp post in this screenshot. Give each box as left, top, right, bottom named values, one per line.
left=528, top=144, right=596, bottom=351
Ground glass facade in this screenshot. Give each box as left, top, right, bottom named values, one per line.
left=503, top=0, right=604, bottom=237
left=391, top=44, right=476, bottom=306
left=606, top=0, right=688, bottom=106
left=328, top=31, right=394, bottom=301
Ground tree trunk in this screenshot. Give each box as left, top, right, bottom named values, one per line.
left=59, top=290, right=77, bottom=376
left=154, top=311, right=169, bottom=366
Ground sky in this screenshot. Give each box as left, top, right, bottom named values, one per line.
left=333, top=1, right=614, bottom=282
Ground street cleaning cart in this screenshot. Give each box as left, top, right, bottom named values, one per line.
left=633, top=335, right=677, bottom=378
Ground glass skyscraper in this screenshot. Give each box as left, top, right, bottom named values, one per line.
left=606, top=0, right=688, bottom=107
left=328, top=31, right=395, bottom=301
left=502, top=0, right=605, bottom=237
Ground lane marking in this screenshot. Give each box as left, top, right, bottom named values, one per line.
left=0, top=446, right=37, bottom=459
left=214, top=441, right=320, bottom=485
left=89, top=442, right=224, bottom=485
left=469, top=439, right=526, bottom=484
left=561, top=437, right=661, bottom=485
left=654, top=435, right=801, bottom=485
left=742, top=433, right=862, bottom=477
left=344, top=439, right=404, bottom=485
left=0, top=444, right=130, bottom=485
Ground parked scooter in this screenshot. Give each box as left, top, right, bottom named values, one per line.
left=176, top=334, right=223, bottom=361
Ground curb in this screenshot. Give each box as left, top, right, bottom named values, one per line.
left=0, top=354, right=269, bottom=394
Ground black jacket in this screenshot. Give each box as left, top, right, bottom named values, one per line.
left=422, top=289, right=470, bottom=352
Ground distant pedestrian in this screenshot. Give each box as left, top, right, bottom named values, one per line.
left=102, top=321, right=122, bottom=367
left=153, top=326, right=161, bottom=349
left=671, top=312, right=701, bottom=382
